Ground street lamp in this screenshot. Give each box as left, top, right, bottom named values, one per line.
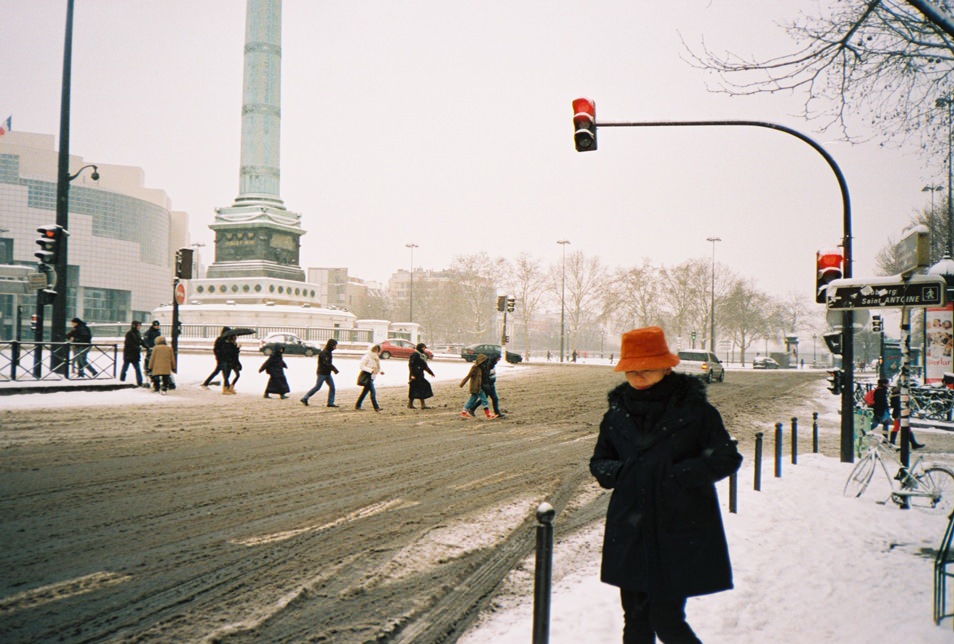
left=557, top=239, right=570, bottom=362
left=923, top=184, right=943, bottom=214
left=706, top=237, right=721, bottom=353
left=405, top=242, right=418, bottom=322
left=937, top=96, right=953, bottom=255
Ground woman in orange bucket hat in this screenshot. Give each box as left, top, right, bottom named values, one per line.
left=590, top=326, right=742, bottom=643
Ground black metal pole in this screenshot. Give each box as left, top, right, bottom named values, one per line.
left=728, top=440, right=738, bottom=514
left=774, top=422, right=783, bottom=478
left=532, top=502, right=556, bottom=644
left=51, top=0, right=75, bottom=375
left=812, top=412, right=819, bottom=454
left=600, top=118, right=854, bottom=461
left=791, top=417, right=798, bottom=465
left=754, top=432, right=763, bottom=491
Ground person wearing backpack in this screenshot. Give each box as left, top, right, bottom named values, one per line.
left=869, top=379, right=891, bottom=434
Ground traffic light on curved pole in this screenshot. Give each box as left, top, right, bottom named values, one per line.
left=815, top=249, right=844, bottom=304
left=572, top=98, right=597, bottom=152
left=35, top=225, right=64, bottom=266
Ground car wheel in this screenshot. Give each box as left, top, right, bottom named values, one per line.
left=706, top=370, right=715, bottom=383
left=262, top=346, right=273, bottom=356
left=305, top=349, right=315, bottom=357
left=719, top=370, right=726, bottom=382
left=380, top=351, right=391, bottom=359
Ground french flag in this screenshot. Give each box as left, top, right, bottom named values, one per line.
left=0, top=115, right=11, bottom=136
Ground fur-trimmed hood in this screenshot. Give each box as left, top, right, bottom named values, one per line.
left=607, top=371, right=708, bottom=409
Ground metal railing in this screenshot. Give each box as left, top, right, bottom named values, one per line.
left=0, top=341, right=118, bottom=382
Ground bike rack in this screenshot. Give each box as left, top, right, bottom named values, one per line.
left=935, top=510, right=954, bottom=627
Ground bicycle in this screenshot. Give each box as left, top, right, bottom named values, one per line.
left=844, top=431, right=954, bottom=512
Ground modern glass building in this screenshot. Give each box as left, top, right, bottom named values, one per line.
left=0, top=131, right=188, bottom=340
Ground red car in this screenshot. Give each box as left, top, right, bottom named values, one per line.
left=378, top=339, right=433, bottom=360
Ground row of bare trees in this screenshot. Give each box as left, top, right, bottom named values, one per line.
left=361, top=250, right=813, bottom=363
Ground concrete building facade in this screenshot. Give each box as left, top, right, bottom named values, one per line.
left=0, top=131, right=186, bottom=339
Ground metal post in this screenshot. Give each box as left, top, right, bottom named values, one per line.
left=171, top=278, right=180, bottom=358
left=598, top=117, right=854, bottom=462
left=791, top=417, right=798, bottom=465
left=899, top=306, right=912, bottom=469
left=532, top=502, right=556, bottom=644
left=51, top=0, right=75, bottom=375
left=707, top=237, right=721, bottom=352
left=557, top=240, right=570, bottom=363
left=812, top=412, right=819, bottom=453
left=728, top=440, right=738, bottom=513
left=754, top=432, right=763, bottom=491
left=774, top=422, right=783, bottom=478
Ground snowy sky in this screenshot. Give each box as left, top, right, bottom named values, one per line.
left=1, top=1, right=937, bottom=297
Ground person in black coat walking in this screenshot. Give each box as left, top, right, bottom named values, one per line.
left=407, top=343, right=435, bottom=409
left=590, top=326, right=742, bottom=644
left=120, top=320, right=144, bottom=386
left=201, top=326, right=231, bottom=388
left=66, top=317, right=96, bottom=377
left=259, top=346, right=290, bottom=399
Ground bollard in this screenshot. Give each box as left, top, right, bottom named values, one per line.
left=754, top=432, right=763, bottom=491
left=728, top=440, right=738, bottom=513
left=532, top=502, right=556, bottom=644
left=791, top=417, right=798, bottom=465
left=812, top=411, right=819, bottom=454
left=774, top=422, right=783, bottom=478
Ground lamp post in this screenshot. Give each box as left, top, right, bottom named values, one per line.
left=405, top=242, right=418, bottom=322
left=557, top=239, right=570, bottom=363
left=937, top=96, right=954, bottom=255
left=923, top=184, right=943, bottom=214
left=706, top=237, right=721, bottom=353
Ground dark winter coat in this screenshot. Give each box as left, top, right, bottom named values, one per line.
left=67, top=321, right=92, bottom=345
left=259, top=353, right=290, bottom=394
left=143, top=326, right=161, bottom=349
left=123, top=326, right=143, bottom=361
left=590, top=372, right=742, bottom=599
left=872, top=384, right=889, bottom=418
left=408, top=350, right=435, bottom=400
left=317, top=340, right=339, bottom=376
left=221, top=339, right=242, bottom=372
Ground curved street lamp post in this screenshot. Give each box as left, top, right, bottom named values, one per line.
left=557, top=240, right=570, bottom=363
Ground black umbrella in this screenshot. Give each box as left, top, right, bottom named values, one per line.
left=222, top=327, right=256, bottom=339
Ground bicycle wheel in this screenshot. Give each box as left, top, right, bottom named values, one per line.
left=844, top=454, right=877, bottom=498
left=910, top=466, right=954, bottom=512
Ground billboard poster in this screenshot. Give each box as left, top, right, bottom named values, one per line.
left=925, top=304, right=954, bottom=384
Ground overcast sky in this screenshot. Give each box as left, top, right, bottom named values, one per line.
left=2, top=1, right=937, bottom=300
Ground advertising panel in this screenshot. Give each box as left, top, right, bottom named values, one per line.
left=925, top=304, right=954, bottom=384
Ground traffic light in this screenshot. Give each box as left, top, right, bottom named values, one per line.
left=872, top=315, right=882, bottom=333
left=815, top=249, right=844, bottom=304
left=506, top=297, right=516, bottom=312
left=822, top=331, right=843, bottom=355
left=35, top=225, right=64, bottom=267
left=572, top=97, right=597, bottom=152
left=497, top=295, right=507, bottom=312
left=826, top=369, right=843, bottom=396
left=176, top=247, right=194, bottom=279
left=691, top=331, right=697, bottom=342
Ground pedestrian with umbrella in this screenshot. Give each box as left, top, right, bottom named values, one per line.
left=219, top=328, right=253, bottom=395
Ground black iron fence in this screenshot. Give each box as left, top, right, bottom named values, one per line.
left=0, top=341, right=118, bottom=382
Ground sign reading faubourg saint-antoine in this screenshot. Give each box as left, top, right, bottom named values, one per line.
left=826, top=276, right=945, bottom=310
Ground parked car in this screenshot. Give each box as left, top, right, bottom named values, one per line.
left=674, top=349, right=725, bottom=383
left=460, top=343, right=523, bottom=364
left=259, top=333, right=321, bottom=356
left=753, top=357, right=781, bottom=369
left=378, top=338, right=433, bottom=360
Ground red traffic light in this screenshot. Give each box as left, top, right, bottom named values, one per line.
left=815, top=249, right=844, bottom=304
left=572, top=97, right=597, bottom=152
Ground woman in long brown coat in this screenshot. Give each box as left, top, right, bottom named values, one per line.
left=147, top=336, right=176, bottom=394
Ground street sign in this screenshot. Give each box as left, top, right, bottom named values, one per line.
left=896, top=226, right=929, bottom=277
left=826, top=276, right=945, bottom=310
left=175, top=282, right=186, bottom=305
left=27, top=272, right=48, bottom=290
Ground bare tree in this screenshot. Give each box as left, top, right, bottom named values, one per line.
left=688, top=1, right=954, bottom=148
left=720, top=279, right=773, bottom=365
left=559, top=250, right=607, bottom=357
left=662, top=259, right=714, bottom=347
left=447, top=252, right=504, bottom=343
left=876, top=199, right=953, bottom=274
left=601, top=261, right=666, bottom=332
left=502, top=253, right=548, bottom=359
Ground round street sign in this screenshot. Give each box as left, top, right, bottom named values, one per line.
left=174, top=282, right=186, bottom=305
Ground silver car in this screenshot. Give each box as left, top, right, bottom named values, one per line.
left=675, top=350, right=725, bottom=383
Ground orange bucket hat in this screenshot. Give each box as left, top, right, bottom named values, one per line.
left=613, top=326, right=680, bottom=372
